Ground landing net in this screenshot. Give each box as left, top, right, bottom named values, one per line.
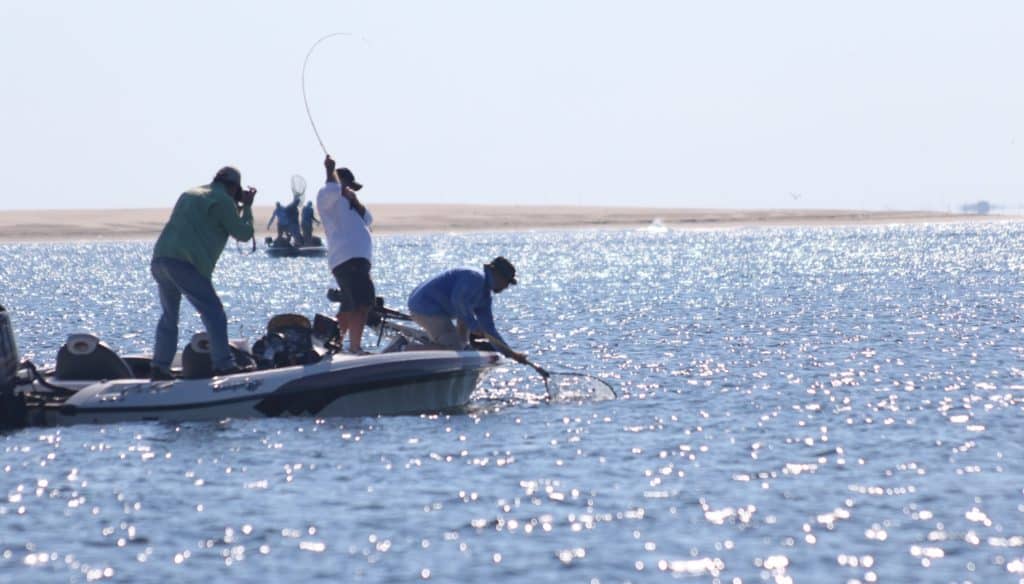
left=544, top=372, right=616, bottom=402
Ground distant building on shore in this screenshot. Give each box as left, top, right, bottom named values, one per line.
left=961, top=201, right=991, bottom=215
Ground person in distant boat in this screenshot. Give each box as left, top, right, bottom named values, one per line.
left=317, top=155, right=374, bottom=355
left=283, top=194, right=303, bottom=245
left=149, top=166, right=256, bottom=380
left=267, top=202, right=288, bottom=240
left=407, top=257, right=527, bottom=362
left=301, top=200, right=320, bottom=245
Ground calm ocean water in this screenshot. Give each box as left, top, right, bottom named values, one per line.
left=1, top=224, right=1023, bottom=583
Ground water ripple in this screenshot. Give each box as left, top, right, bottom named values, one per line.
left=2, top=223, right=1023, bottom=581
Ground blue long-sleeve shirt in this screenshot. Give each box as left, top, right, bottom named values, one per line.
left=267, top=205, right=291, bottom=229
left=301, top=204, right=319, bottom=228
left=408, top=268, right=506, bottom=346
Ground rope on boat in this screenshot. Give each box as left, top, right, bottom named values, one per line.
left=18, top=360, right=76, bottom=397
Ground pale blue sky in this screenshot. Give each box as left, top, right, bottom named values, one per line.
left=2, top=1, right=1022, bottom=211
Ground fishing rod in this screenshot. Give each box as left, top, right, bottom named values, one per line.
left=302, top=32, right=369, bottom=154
left=238, top=32, right=354, bottom=256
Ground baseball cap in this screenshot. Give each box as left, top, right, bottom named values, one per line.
left=337, top=167, right=363, bottom=191
left=488, top=256, right=517, bottom=285
left=213, top=166, right=242, bottom=187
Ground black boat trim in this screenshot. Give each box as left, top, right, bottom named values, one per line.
left=256, top=366, right=481, bottom=416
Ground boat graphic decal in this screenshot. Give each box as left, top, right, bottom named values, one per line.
left=254, top=363, right=478, bottom=417
left=211, top=378, right=263, bottom=393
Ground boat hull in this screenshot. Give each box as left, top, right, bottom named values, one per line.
left=265, top=245, right=327, bottom=257
left=23, top=350, right=499, bottom=427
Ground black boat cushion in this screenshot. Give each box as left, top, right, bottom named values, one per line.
left=55, top=333, right=134, bottom=380
left=181, top=333, right=256, bottom=379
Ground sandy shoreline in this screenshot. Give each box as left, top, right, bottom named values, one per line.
left=0, top=204, right=1004, bottom=243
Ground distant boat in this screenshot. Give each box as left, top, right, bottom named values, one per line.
left=642, top=218, right=669, bottom=233
left=264, top=236, right=327, bottom=257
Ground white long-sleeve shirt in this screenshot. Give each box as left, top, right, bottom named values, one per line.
left=316, top=182, right=373, bottom=270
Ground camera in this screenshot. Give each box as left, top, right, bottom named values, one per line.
left=234, top=187, right=256, bottom=208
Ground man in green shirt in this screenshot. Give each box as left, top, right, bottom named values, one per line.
left=150, top=166, right=256, bottom=380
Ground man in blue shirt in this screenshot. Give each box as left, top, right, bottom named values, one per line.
left=300, top=201, right=320, bottom=245
left=267, top=202, right=288, bottom=241
left=407, top=257, right=527, bottom=362
left=283, top=195, right=303, bottom=245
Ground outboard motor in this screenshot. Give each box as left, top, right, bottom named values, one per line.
left=0, top=304, right=28, bottom=430
left=0, top=305, right=18, bottom=393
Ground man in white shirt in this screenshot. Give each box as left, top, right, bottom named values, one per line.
left=316, top=155, right=374, bottom=354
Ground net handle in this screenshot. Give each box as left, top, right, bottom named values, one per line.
left=483, top=333, right=552, bottom=397
left=485, top=333, right=565, bottom=400
left=481, top=334, right=616, bottom=400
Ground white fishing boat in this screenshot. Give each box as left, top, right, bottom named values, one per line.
left=0, top=305, right=499, bottom=429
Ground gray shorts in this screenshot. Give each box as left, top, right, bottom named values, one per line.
left=411, top=314, right=468, bottom=349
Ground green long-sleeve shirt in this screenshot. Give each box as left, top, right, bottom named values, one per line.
left=152, top=182, right=254, bottom=278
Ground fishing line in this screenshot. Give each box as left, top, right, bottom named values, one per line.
left=302, top=32, right=368, bottom=154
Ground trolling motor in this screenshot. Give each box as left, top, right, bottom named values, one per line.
left=0, top=304, right=28, bottom=430
left=324, top=289, right=426, bottom=352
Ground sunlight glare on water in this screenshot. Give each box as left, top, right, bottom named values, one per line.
left=1, top=224, right=1023, bottom=582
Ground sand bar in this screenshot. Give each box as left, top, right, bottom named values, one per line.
left=0, top=204, right=1003, bottom=243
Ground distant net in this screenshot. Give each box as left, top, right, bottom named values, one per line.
left=291, top=174, right=307, bottom=198
left=544, top=372, right=617, bottom=402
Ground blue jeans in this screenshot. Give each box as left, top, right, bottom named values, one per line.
left=151, top=257, right=236, bottom=371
